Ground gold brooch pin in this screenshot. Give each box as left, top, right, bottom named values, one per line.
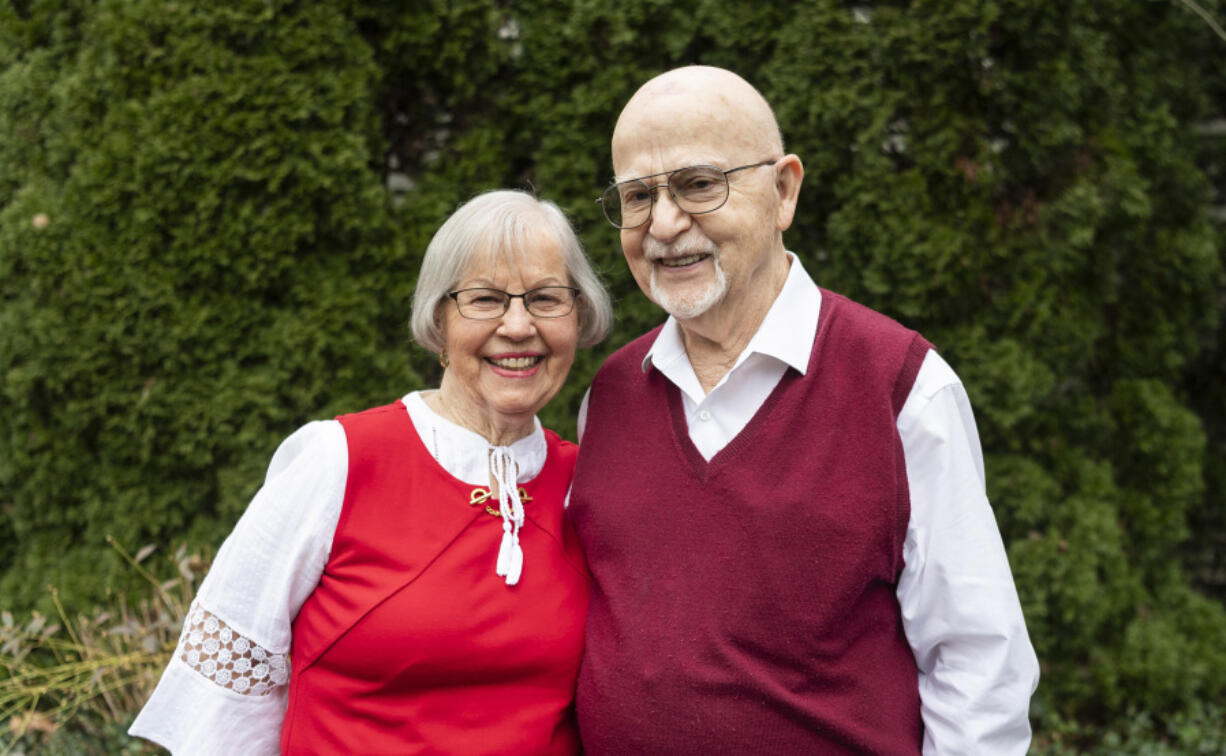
left=468, top=487, right=533, bottom=517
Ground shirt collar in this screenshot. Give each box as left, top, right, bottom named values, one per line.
left=400, top=390, right=547, bottom=485
left=642, top=251, right=821, bottom=376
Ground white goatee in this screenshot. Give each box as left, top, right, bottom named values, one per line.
left=644, top=235, right=728, bottom=320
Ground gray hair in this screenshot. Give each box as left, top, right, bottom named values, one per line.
left=410, top=190, right=614, bottom=353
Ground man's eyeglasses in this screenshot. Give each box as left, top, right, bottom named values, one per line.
left=447, top=286, right=580, bottom=320
left=596, top=159, right=778, bottom=229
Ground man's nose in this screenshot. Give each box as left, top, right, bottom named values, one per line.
left=647, top=188, right=692, bottom=240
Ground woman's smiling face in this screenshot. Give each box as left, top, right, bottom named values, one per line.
left=435, top=233, right=580, bottom=442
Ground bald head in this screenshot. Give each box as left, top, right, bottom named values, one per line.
left=612, top=66, right=784, bottom=177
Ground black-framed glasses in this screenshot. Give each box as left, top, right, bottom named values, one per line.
left=596, top=159, right=779, bottom=229
left=447, top=286, right=580, bottom=320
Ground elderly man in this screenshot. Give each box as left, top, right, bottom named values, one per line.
left=567, top=66, right=1039, bottom=754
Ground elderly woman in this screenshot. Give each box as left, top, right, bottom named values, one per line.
left=129, top=190, right=613, bottom=754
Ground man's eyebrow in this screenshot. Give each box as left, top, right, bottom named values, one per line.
left=612, top=160, right=726, bottom=184
left=611, top=170, right=662, bottom=184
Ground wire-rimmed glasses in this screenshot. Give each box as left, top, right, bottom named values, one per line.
left=596, top=159, right=778, bottom=229
left=447, top=286, right=580, bottom=320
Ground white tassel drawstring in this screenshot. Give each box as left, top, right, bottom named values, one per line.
left=490, top=448, right=524, bottom=586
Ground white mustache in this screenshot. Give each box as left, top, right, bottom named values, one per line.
left=643, top=234, right=717, bottom=262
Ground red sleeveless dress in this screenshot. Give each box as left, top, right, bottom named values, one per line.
left=280, top=401, right=588, bottom=755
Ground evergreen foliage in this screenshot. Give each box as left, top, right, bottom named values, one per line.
left=2, top=0, right=1224, bottom=743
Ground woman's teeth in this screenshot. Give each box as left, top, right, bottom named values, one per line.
left=661, top=253, right=706, bottom=267
left=488, top=356, right=542, bottom=369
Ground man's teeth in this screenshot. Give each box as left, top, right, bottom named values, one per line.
left=660, top=254, right=706, bottom=267
left=489, top=356, right=542, bottom=369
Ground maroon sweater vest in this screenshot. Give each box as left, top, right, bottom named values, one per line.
left=569, top=290, right=931, bottom=754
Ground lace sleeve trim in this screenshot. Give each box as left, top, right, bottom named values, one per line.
left=177, top=601, right=290, bottom=696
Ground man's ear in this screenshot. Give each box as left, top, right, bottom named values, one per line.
left=773, top=154, right=804, bottom=232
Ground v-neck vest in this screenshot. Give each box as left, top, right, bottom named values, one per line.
left=569, top=290, right=930, bottom=754
left=281, top=401, right=587, bottom=755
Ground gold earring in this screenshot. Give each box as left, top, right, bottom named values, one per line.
left=440, top=351, right=449, bottom=368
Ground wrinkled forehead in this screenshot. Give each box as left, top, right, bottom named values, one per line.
left=611, top=90, right=776, bottom=182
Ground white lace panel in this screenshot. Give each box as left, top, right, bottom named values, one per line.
left=178, top=602, right=290, bottom=696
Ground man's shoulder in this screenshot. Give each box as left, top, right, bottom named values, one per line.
left=822, top=288, right=910, bottom=331
left=819, top=289, right=933, bottom=412
left=820, top=288, right=926, bottom=348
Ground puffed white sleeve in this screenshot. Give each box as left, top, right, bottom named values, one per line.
left=128, top=419, right=348, bottom=756
left=895, top=351, right=1040, bottom=755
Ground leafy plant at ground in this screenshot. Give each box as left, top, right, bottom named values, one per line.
left=0, top=539, right=201, bottom=754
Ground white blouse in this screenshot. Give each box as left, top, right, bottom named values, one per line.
left=128, top=392, right=548, bottom=755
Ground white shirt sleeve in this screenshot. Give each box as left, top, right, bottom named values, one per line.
left=896, top=351, right=1040, bottom=755
left=128, top=420, right=348, bottom=756
left=576, top=387, right=591, bottom=443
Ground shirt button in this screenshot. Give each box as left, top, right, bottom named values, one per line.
left=698, top=410, right=712, bottom=422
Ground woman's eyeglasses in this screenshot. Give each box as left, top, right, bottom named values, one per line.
left=447, top=286, right=580, bottom=319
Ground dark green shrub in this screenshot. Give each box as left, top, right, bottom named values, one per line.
left=0, top=0, right=413, bottom=608
left=3, top=0, right=1224, bottom=745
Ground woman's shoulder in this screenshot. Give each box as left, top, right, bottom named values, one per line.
left=334, top=400, right=409, bottom=423
left=542, top=427, right=578, bottom=467
left=264, top=418, right=347, bottom=483
left=331, top=400, right=414, bottom=438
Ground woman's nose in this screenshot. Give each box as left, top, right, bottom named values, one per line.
left=497, top=298, right=535, bottom=339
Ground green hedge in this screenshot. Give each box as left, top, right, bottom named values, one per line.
left=3, top=0, right=1224, bottom=743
